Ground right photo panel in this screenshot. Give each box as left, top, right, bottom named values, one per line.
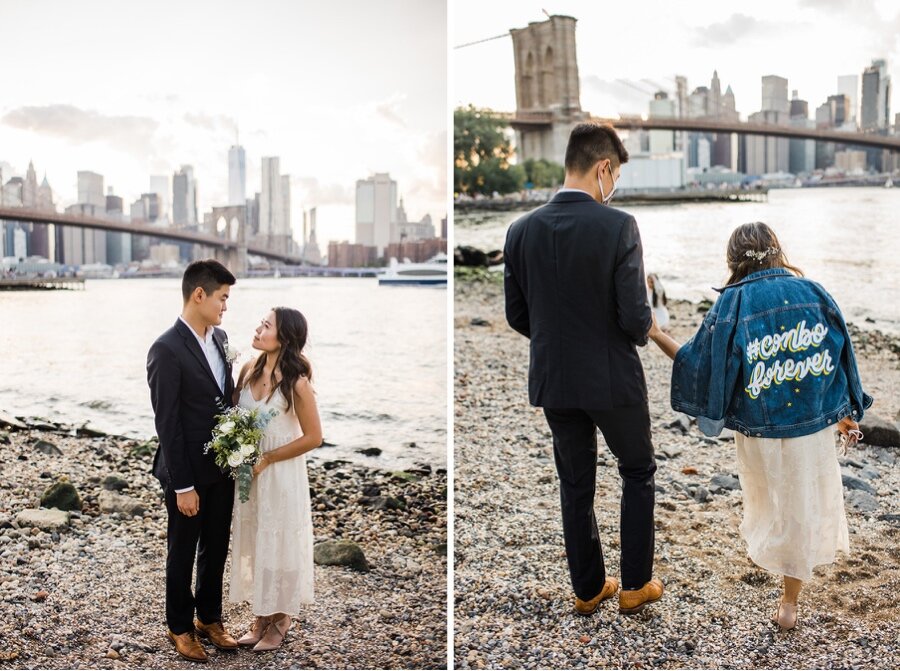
left=454, top=2, right=900, bottom=669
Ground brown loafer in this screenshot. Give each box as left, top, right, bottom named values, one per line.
left=574, top=577, right=619, bottom=616
left=168, top=629, right=208, bottom=663
left=195, top=618, right=239, bottom=651
left=619, top=578, right=664, bottom=614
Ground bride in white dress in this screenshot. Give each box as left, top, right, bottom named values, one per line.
left=229, top=307, right=322, bottom=652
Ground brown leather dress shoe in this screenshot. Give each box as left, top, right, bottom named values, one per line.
left=574, top=577, right=619, bottom=616
left=619, top=578, right=664, bottom=614
left=168, top=629, right=208, bottom=663
left=195, top=619, right=239, bottom=651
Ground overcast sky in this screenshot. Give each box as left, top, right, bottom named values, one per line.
left=454, top=0, right=899, bottom=124
left=0, top=0, right=447, bottom=245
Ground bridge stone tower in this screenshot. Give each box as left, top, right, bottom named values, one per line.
left=206, top=204, right=248, bottom=276
left=510, top=15, right=588, bottom=165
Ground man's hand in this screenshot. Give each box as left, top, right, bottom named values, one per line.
left=176, top=490, right=200, bottom=517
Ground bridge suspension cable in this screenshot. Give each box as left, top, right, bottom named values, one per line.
left=453, top=33, right=509, bottom=49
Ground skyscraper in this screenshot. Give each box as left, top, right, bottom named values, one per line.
left=281, top=174, right=292, bottom=248
left=228, top=145, right=246, bottom=205
left=77, top=171, right=105, bottom=208
left=355, top=173, right=397, bottom=257
left=259, top=157, right=283, bottom=239
left=837, top=74, right=859, bottom=126
left=172, top=166, right=197, bottom=227
left=761, top=75, right=789, bottom=114
left=150, top=175, right=170, bottom=222
left=861, top=59, right=891, bottom=130
left=648, top=92, right=675, bottom=154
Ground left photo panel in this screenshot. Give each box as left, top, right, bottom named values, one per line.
left=0, top=1, right=448, bottom=669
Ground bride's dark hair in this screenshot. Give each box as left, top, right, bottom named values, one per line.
left=245, top=307, right=313, bottom=409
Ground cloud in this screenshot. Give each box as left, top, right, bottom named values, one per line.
left=183, top=112, right=238, bottom=134
left=291, top=176, right=354, bottom=206
left=1, top=104, right=159, bottom=155
left=375, top=95, right=408, bottom=127
left=692, top=13, right=782, bottom=47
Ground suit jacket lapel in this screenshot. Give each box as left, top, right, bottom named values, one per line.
left=212, top=329, right=234, bottom=401
left=175, top=319, right=222, bottom=394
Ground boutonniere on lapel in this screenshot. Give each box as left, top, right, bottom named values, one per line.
left=224, top=342, right=240, bottom=365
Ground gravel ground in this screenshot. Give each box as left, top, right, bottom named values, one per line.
left=0, top=425, right=447, bottom=670
left=454, top=270, right=900, bottom=670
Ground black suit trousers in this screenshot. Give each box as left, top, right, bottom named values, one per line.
left=164, top=479, right=234, bottom=633
left=543, top=403, right=656, bottom=598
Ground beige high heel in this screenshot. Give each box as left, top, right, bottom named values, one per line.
left=774, top=600, right=798, bottom=630
left=253, top=614, right=292, bottom=652
left=237, top=616, right=270, bottom=646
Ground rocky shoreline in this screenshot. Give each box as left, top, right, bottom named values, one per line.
left=454, top=272, right=900, bottom=670
left=0, top=417, right=447, bottom=669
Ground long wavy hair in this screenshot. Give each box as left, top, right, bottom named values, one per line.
left=244, top=307, right=313, bottom=409
left=725, top=222, right=804, bottom=286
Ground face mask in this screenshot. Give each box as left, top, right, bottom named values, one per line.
left=598, top=162, right=618, bottom=204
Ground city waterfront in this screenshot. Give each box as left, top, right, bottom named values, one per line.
left=0, top=276, right=446, bottom=469
left=456, top=186, right=900, bottom=333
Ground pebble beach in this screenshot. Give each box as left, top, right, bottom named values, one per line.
left=0, top=421, right=447, bottom=669
left=454, top=269, right=900, bottom=670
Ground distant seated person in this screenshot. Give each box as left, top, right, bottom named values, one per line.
left=646, top=273, right=669, bottom=331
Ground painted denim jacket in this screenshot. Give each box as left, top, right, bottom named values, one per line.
left=671, top=268, right=873, bottom=439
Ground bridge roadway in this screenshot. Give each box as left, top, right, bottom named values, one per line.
left=506, top=112, right=900, bottom=151
left=0, top=207, right=303, bottom=264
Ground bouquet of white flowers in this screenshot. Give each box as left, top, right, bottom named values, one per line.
left=204, top=404, right=278, bottom=503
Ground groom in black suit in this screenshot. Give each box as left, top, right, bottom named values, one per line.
left=147, top=259, right=239, bottom=662
left=504, top=123, right=663, bottom=616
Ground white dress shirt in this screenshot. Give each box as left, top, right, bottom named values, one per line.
left=175, top=316, right=227, bottom=494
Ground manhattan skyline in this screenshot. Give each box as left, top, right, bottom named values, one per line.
left=454, top=0, right=899, bottom=123
left=0, top=0, right=447, bottom=246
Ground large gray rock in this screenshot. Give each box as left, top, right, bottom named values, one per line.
left=34, top=440, right=62, bottom=457
left=845, top=490, right=879, bottom=513
left=0, top=411, right=27, bottom=430
left=841, top=472, right=877, bottom=495
left=98, top=490, right=146, bottom=517
left=710, top=473, right=742, bottom=492
left=859, top=415, right=900, bottom=448
left=313, top=540, right=370, bottom=572
left=16, top=509, right=70, bottom=531
left=40, top=480, right=82, bottom=511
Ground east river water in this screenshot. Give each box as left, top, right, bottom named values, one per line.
left=0, top=277, right=447, bottom=469
left=456, top=187, right=900, bottom=333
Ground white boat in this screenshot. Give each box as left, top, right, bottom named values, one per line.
left=378, top=253, right=447, bottom=286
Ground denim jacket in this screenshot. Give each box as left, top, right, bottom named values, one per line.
left=671, top=268, right=873, bottom=439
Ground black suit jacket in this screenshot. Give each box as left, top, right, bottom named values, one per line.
left=503, top=190, right=653, bottom=409
left=147, top=319, right=235, bottom=490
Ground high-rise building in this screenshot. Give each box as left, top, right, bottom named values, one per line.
left=827, top=94, right=851, bottom=127
left=789, top=91, right=815, bottom=175
left=77, top=171, right=105, bottom=208
left=172, top=166, right=197, bottom=227
left=228, top=145, right=246, bottom=206
left=281, top=174, right=292, bottom=251
left=861, top=59, right=891, bottom=130
left=355, top=172, right=397, bottom=257
left=837, top=74, right=859, bottom=126
left=761, top=75, right=789, bottom=114
left=789, top=90, right=809, bottom=119
left=150, top=175, right=170, bottom=222
left=648, top=92, right=675, bottom=155
left=259, top=157, right=283, bottom=238
left=302, top=207, right=322, bottom=265
left=23, top=161, right=37, bottom=208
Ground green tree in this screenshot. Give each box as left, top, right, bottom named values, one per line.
left=454, top=105, right=525, bottom=195
left=523, top=158, right=565, bottom=188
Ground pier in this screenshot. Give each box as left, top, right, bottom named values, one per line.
left=0, top=277, right=85, bottom=291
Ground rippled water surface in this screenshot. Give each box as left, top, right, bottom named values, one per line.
left=0, top=277, right=447, bottom=468
left=457, top=187, right=900, bottom=333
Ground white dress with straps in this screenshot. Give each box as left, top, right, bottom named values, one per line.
left=228, top=385, right=314, bottom=614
